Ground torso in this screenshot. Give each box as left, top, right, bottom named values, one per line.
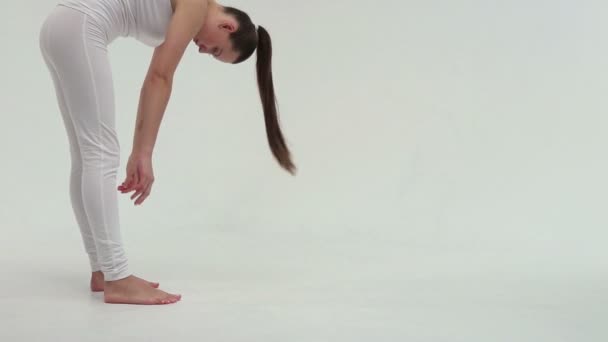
left=56, top=0, right=193, bottom=47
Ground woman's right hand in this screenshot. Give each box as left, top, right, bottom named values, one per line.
left=118, top=153, right=155, bottom=206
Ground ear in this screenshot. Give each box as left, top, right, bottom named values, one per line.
left=219, top=22, right=237, bottom=33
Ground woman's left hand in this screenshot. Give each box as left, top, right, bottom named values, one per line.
left=118, top=153, right=155, bottom=206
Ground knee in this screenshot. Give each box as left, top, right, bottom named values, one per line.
left=81, top=143, right=120, bottom=170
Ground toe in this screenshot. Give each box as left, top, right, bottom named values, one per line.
left=165, top=295, right=179, bottom=304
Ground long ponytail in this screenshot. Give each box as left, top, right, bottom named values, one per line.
left=256, top=26, right=296, bottom=175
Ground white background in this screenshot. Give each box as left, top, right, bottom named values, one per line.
left=1, top=0, right=607, bottom=341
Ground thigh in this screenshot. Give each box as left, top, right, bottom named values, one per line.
left=40, top=48, right=82, bottom=165
left=41, top=6, right=119, bottom=158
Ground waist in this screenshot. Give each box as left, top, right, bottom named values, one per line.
left=57, top=0, right=134, bottom=42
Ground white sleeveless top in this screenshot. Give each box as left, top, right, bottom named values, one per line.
left=57, top=0, right=174, bottom=47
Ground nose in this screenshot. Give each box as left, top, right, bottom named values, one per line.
left=194, top=39, right=206, bottom=53
left=198, top=44, right=209, bottom=54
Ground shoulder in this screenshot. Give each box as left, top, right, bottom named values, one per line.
left=171, top=0, right=208, bottom=10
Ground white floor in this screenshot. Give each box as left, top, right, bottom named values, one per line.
left=1, top=226, right=605, bottom=342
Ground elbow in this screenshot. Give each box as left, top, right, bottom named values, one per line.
left=146, top=72, right=173, bottom=87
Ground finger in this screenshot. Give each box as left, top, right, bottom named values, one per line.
left=134, top=166, right=141, bottom=187
left=119, top=183, right=130, bottom=193
left=129, top=172, right=137, bottom=187
left=135, top=185, right=152, bottom=206
left=123, top=174, right=137, bottom=192
left=123, top=180, right=136, bottom=193
left=121, top=175, right=132, bottom=191
left=130, top=182, right=146, bottom=200
left=125, top=172, right=133, bottom=184
left=118, top=180, right=129, bottom=189
left=131, top=177, right=148, bottom=197
left=134, top=192, right=146, bottom=205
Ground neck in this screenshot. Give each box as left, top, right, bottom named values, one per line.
left=208, top=0, right=221, bottom=13
left=206, top=0, right=223, bottom=20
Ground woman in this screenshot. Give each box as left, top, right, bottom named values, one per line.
left=39, top=0, right=296, bottom=305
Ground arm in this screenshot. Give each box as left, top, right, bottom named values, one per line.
left=131, top=0, right=209, bottom=157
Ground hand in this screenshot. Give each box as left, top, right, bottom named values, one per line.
left=118, top=153, right=154, bottom=206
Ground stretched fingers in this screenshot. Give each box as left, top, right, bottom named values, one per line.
left=129, top=173, right=148, bottom=198
left=134, top=180, right=153, bottom=205
left=120, top=173, right=135, bottom=191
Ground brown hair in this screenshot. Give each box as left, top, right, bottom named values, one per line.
left=223, top=6, right=296, bottom=175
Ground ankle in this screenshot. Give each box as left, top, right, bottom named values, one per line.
left=104, top=275, right=133, bottom=285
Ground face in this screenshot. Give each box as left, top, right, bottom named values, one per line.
left=192, top=17, right=239, bottom=64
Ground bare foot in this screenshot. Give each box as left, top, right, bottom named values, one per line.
left=90, top=271, right=159, bottom=292
left=103, top=275, right=181, bottom=305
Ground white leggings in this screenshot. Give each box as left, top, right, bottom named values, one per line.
left=39, top=5, right=130, bottom=281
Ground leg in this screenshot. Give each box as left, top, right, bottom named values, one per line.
left=39, top=6, right=128, bottom=281
left=39, top=7, right=179, bottom=304
left=39, top=8, right=100, bottom=273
